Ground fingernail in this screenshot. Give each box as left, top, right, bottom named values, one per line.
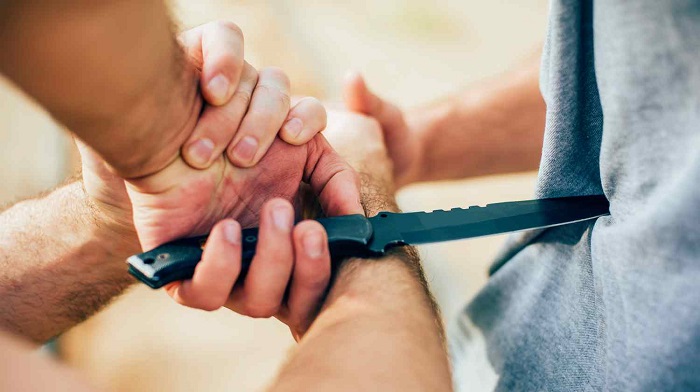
left=271, top=205, right=292, bottom=232
left=283, top=118, right=304, bottom=139
left=223, top=221, right=240, bottom=245
left=207, top=74, right=230, bottom=104
left=303, top=230, right=325, bottom=258
left=186, top=138, right=215, bottom=167
left=232, top=136, right=258, bottom=164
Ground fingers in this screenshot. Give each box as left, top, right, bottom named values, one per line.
left=226, top=67, right=291, bottom=167
left=279, top=97, right=327, bottom=145
left=304, top=135, right=364, bottom=216
left=285, top=220, right=331, bottom=335
left=165, top=219, right=242, bottom=311
left=200, top=22, right=244, bottom=105
left=343, top=72, right=407, bottom=140
left=180, top=22, right=326, bottom=170
left=181, top=63, right=259, bottom=169
left=183, top=68, right=325, bottom=169
left=191, top=21, right=246, bottom=106
left=226, top=199, right=295, bottom=317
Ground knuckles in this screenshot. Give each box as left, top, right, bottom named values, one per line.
left=231, top=89, right=253, bottom=107
left=242, top=63, right=259, bottom=84
left=252, top=84, right=292, bottom=109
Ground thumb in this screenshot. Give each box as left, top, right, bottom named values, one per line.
left=342, top=72, right=408, bottom=145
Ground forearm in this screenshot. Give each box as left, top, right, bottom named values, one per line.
left=410, top=55, right=545, bottom=182
left=270, top=176, right=451, bottom=391
left=0, top=1, right=200, bottom=178
left=0, top=181, right=139, bottom=343
left=272, top=256, right=450, bottom=392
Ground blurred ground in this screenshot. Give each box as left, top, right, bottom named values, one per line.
left=0, top=1, right=547, bottom=390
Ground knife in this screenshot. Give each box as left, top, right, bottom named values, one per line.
left=128, top=195, right=609, bottom=289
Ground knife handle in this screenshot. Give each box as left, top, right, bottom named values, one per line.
left=128, top=214, right=375, bottom=289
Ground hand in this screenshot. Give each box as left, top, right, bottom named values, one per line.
left=322, top=109, right=402, bottom=217
left=323, top=109, right=393, bottom=189
left=135, top=135, right=361, bottom=339
left=128, top=130, right=362, bottom=241
left=78, top=20, right=329, bottom=239
left=342, top=72, right=423, bottom=187
left=178, top=21, right=326, bottom=170
left=80, top=21, right=364, bottom=339
left=180, top=199, right=334, bottom=340
left=81, top=133, right=362, bottom=340
left=132, top=59, right=359, bottom=338
left=118, top=20, right=351, bottom=254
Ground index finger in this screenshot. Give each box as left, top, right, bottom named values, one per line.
left=164, top=219, right=242, bottom=311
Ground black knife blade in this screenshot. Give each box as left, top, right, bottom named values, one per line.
left=128, top=195, right=609, bottom=289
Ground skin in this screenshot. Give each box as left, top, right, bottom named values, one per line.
left=0, top=331, right=94, bottom=392
left=0, top=0, right=194, bottom=179
left=0, top=2, right=325, bottom=179
left=0, top=129, right=361, bottom=344
left=0, top=110, right=454, bottom=391
left=266, top=115, right=452, bottom=391
left=270, top=253, right=452, bottom=392
left=343, top=54, right=546, bottom=187
left=0, top=0, right=362, bottom=327
left=80, top=132, right=361, bottom=336
left=0, top=1, right=548, bottom=390
left=0, top=0, right=362, bottom=358
left=259, top=57, right=548, bottom=389
left=0, top=181, right=139, bottom=343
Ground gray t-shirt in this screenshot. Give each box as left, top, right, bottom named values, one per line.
left=450, top=1, right=700, bottom=390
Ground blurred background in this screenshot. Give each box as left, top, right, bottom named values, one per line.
left=0, top=1, right=547, bottom=390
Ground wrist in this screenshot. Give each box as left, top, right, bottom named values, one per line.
left=402, top=100, right=454, bottom=185
left=79, top=185, right=140, bottom=256
left=89, top=211, right=141, bottom=264
left=323, top=250, right=439, bottom=325
left=326, top=257, right=418, bottom=309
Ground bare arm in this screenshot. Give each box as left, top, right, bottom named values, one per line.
left=345, top=54, right=545, bottom=187
left=272, top=254, right=451, bottom=391
left=410, top=55, right=545, bottom=181
left=0, top=181, right=139, bottom=343
left=0, top=0, right=199, bottom=178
